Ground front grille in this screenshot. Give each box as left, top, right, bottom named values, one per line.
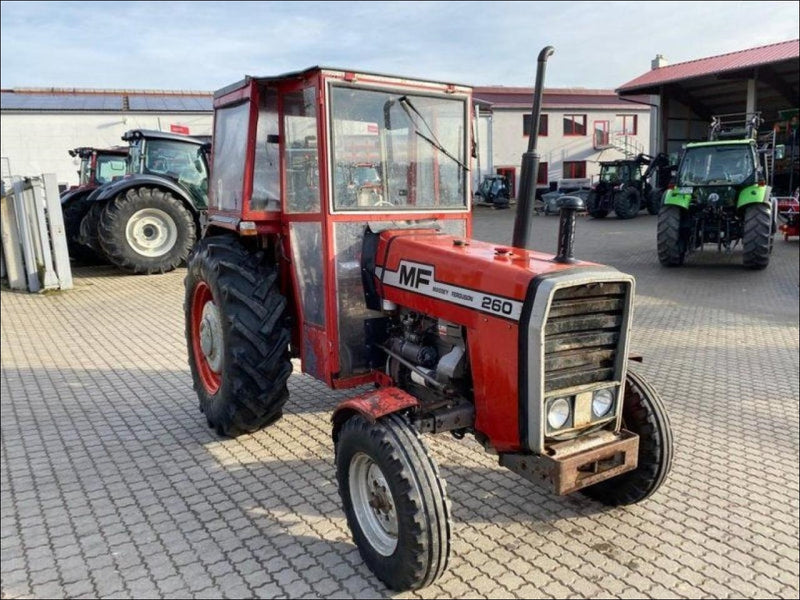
left=543, top=282, right=628, bottom=392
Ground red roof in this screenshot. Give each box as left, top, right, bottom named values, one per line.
left=473, top=87, right=649, bottom=110
left=617, top=39, right=799, bottom=93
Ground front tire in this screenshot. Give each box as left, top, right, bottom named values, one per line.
left=742, top=203, right=772, bottom=269
left=646, top=189, right=662, bottom=215
left=613, top=187, right=641, bottom=219
left=657, top=205, right=687, bottom=266
left=98, top=187, right=196, bottom=274
left=185, top=236, right=292, bottom=437
left=586, top=191, right=609, bottom=219
left=580, top=368, right=673, bottom=506
left=336, top=414, right=451, bottom=591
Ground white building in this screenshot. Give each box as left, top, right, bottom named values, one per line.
left=1, top=88, right=213, bottom=189
left=473, top=87, right=652, bottom=196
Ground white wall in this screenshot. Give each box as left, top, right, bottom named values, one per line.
left=0, top=112, right=212, bottom=187
left=489, top=107, right=651, bottom=189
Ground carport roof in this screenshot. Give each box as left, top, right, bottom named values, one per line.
left=617, top=39, right=799, bottom=94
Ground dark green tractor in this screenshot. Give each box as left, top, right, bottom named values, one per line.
left=586, top=153, right=670, bottom=219
left=657, top=114, right=782, bottom=269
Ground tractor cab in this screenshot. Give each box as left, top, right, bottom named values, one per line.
left=206, top=67, right=472, bottom=384
left=68, top=146, right=128, bottom=189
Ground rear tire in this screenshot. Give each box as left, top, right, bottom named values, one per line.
left=586, top=191, right=609, bottom=219
left=63, top=197, right=104, bottom=264
left=336, top=413, right=450, bottom=591
left=657, top=205, right=686, bottom=266
left=613, top=187, right=641, bottom=219
left=580, top=368, right=673, bottom=506
left=78, top=201, right=107, bottom=257
left=98, top=187, right=196, bottom=274
left=185, top=236, right=292, bottom=437
left=742, top=203, right=772, bottom=269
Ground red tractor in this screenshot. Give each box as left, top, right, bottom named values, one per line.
left=184, top=50, right=672, bottom=591
left=777, top=190, right=799, bottom=240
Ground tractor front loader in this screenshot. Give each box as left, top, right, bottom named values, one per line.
left=184, top=50, right=673, bottom=591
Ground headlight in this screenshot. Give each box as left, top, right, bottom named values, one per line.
left=547, top=397, right=571, bottom=430
left=592, top=388, right=614, bottom=418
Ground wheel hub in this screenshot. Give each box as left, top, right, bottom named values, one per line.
left=125, top=208, right=178, bottom=258
left=198, top=301, right=223, bottom=373
left=350, top=453, right=398, bottom=556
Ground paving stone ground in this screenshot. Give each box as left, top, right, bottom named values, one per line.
left=2, top=209, right=798, bottom=599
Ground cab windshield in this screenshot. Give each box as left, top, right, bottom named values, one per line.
left=678, top=145, right=755, bottom=186
left=329, top=85, right=467, bottom=211
left=95, top=154, right=126, bottom=184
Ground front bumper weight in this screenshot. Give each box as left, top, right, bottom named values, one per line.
left=499, top=429, right=639, bottom=495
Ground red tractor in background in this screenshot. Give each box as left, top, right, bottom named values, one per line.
left=184, top=49, right=673, bottom=591
left=60, top=146, right=128, bottom=262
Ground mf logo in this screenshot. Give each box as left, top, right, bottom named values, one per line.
left=398, top=263, right=432, bottom=289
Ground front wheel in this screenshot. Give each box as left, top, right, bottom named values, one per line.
left=742, top=202, right=772, bottom=269
left=580, top=368, right=673, bottom=506
left=185, top=236, right=292, bottom=436
left=586, top=191, right=609, bottom=219
left=646, top=189, right=662, bottom=215
left=336, top=414, right=451, bottom=591
left=657, top=205, right=687, bottom=266
left=98, top=187, right=196, bottom=274
left=613, top=187, right=641, bottom=219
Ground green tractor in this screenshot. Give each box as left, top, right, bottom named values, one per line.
left=657, top=113, right=783, bottom=269
left=586, top=153, right=671, bottom=219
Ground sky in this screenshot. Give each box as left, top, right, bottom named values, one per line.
left=1, top=1, right=798, bottom=93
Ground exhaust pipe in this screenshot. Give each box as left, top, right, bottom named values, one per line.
left=553, top=195, right=585, bottom=263
left=512, top=46, right=554, bottom=250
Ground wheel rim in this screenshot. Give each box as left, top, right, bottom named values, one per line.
left=349, top=452, right=398, bottom=556
left=125, top=208, right=178, bottom=257
left=191, top=281, right=222, bottom=394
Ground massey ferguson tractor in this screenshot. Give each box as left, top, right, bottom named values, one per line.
left=75, top=129, right=209, bottom=274
left=184, top=50, right=672, bottom=591
left=60, top=146, right=128, bottom=262
left=657, top=113, right=783, bottom=269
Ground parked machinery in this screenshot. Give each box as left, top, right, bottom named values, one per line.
left=586, top=152, right=671, bottom=219
left=184, top=50, right=672, bottom=591
left=75, top=129, right=209, bottom=274
left=777, top=190, right=799, bottom=240
left=657, top=113, right=783, bottom=269
left=60, top=146, right=128, bottom=263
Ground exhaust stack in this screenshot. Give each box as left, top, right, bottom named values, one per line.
left=512, top=46, right=554, bottom=250
left=553, top=195, right=585, bottom=263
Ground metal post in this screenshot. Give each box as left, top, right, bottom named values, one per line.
left=30, top=177, right=60, bottom=290
left=11, top=179, right=40, bottom=292
left=512, top=46, right=554, bottom=250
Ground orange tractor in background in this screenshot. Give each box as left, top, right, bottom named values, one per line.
left=184, top=49, right=673, bottom=590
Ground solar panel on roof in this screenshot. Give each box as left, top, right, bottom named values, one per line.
left=0, top=93, right=124, bottom=111
left=127, top=95, right=212, bottom=111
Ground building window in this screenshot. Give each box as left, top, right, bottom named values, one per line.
left=563, top=161, right=586, bottom=179
left=538, top=162, right=548, bottom=184
left=563, top=114, right=587, bottom=136
left=593, top=120, right=610, bottom=148
left=523, top=114, right=548, bottom=137
left=618, top=114, right=638, bottom=135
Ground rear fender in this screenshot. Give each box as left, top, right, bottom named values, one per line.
left=331, top=387, right=419, bottom=443
left=91, top=175, right=203, bottom=225
left=736, top=184, right=771, bottom=209
left=663, top=188, right=690, bottom=209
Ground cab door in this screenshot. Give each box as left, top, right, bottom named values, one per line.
left=280, top=78, right=332, bottom=383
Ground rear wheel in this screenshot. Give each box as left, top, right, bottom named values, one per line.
left=586, top=191, right=609, bottom=219
left=613, top=187, right=641, bottom=219
left=580, top=368, right=673, bottom=506
left=185, top=236, right=292, bottom=437
left=742, top=202, right=772, bottom=269
left=78, top=201, right=107, bottom=257
left=657, top=205, right=687, bottom=266
left=63, top=197, right=104, bottom=264
left=98, top=187, right=196, bottom=274
left=336, top=414, right=450, bottom=591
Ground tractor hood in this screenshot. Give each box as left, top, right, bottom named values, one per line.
left=368, top=228, right=605, bottom=325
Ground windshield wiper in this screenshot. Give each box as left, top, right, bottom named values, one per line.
left=397, top=96, right=468, bottom=172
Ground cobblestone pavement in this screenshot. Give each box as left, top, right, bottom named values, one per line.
left=2, top=210, right=798, bottom=599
